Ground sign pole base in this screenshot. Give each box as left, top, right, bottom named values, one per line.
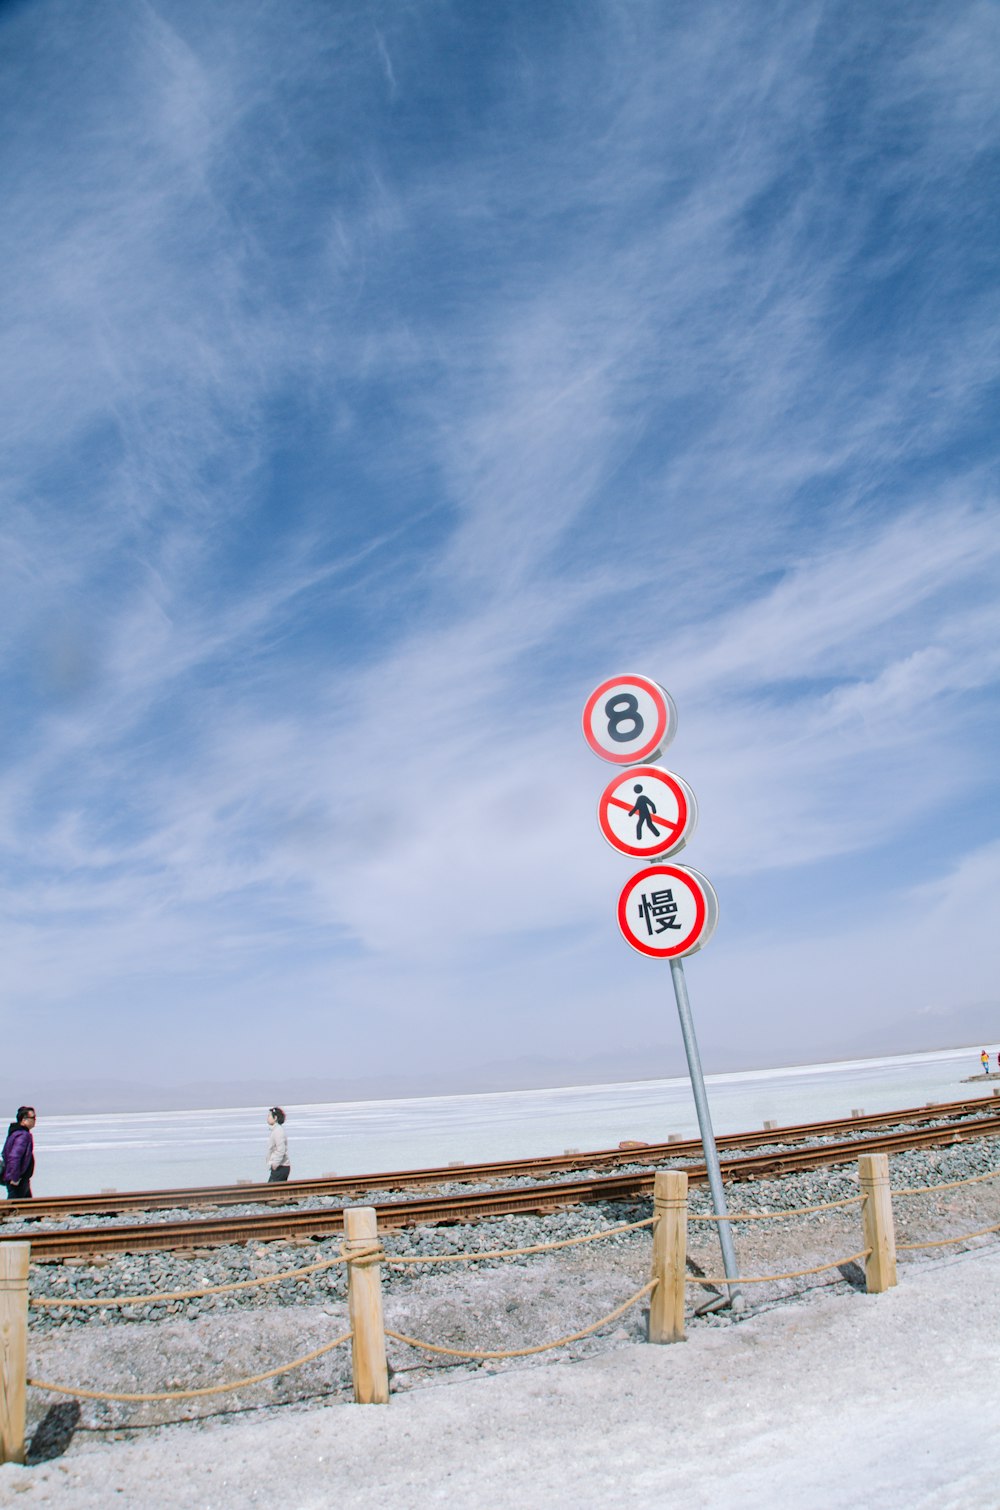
left=669, top=957, right=743, bottom=1310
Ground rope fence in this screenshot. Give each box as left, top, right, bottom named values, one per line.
left=3, top=1144, right=1000, bottom=1462
left=685, top=1249, right=871, bottom=1286
left=688, top=1194, right=863, bottom=1221
left=890, top=1163, right=1000, bottom=1250
left=893, top=1166, right=1000, bottom=1197
left=384, top=1215, right=655, bottom=1264
left=26, top=1332, right=354, bottom=1404
left=385, top=1281, right=657, bottom=1360
left=26, top=1223, right=656, bottom=1311
left=30, top=1251, right=350, bottom=1308
left=898, top=1219, right=1000, bottom=1251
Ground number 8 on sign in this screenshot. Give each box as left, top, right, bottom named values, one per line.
left=582, top=674, right=678, bottom=765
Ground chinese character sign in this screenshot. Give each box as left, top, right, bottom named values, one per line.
left=617, top=864, right=719, bottom=959
left=637, top=886, right=682, bottom=934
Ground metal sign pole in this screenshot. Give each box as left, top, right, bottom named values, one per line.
left=669, top=957, right=742, bottom=1309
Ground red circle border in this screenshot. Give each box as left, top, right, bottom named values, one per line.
left=597, top=765, right=690, bottom=858
left=617, top=864, right=710, bottom=958
left=582, top=674, right=670, bottom=765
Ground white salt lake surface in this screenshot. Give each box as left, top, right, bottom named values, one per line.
left=26, top=1044, right=998, bottom=1196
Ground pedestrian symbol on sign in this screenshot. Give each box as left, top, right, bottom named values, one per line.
left=596, top=764, right=697, bottom=860
left=629, top=784, right=660, bottom=841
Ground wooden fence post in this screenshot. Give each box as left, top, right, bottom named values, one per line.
left=344, top=1207, right=389, bottom=1404
left=0, top=1242, right=29, bottom=1465
left=859, top=1152, right=897, bottom=1294
left=649, top=1170, right=687, bottom=1343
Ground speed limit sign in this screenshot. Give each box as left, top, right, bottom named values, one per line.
left=582, top=674, right=677, bottom=765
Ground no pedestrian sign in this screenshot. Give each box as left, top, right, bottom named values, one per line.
left=597, top=764, right=697, bottom=860
left=582, top=674, right=677, bottom=765
left=617, top=863, right=719, bottom=959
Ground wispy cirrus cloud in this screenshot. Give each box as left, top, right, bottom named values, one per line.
left=1, top=0, right=998, bottom=1087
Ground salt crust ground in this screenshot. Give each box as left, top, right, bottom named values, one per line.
left=5, top=1244, right=1000, bottom=1509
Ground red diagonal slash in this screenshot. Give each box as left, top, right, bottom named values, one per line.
left=608, top=794, right=661, bottom=828
left=608, top=793, right=678, bottom=838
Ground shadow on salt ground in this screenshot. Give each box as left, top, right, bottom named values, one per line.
left=27, top=1402, right=81, bottom=1463
left=835, top=1260, right=867, bottom=1291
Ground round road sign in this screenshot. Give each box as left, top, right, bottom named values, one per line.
left=616, top=863, right=718, bottom=959
left=582, top=674, right=677, bottom=765
left=598, top=765, right=698, bottom=860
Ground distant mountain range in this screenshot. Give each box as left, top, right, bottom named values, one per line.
left=4, top=997, right=998, bottom=1114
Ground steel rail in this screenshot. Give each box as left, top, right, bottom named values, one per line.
left=5, top=1094, right=995, bottom=1222
left=7, top=1112, right=999, bottom=1260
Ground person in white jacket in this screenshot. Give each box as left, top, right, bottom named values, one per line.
left=266, top=1107, right=290, bottom=1182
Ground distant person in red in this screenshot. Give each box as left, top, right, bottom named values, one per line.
left=996, top=1051, right=999, bottom=1074
left=981, top=1050, right=990, bottom=1075
left=2, top=1107, right=36, bottom=1199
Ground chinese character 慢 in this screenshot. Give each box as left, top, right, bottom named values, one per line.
left=637, top=888, right=681, bottom=935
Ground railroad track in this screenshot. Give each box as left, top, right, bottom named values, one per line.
left=4, top=1092, right=994, bottom=1224
left=6, top=1104, right=1000, bottom=1260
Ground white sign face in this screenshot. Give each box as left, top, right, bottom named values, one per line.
left=597, top=765, right=697, bottom=860
left=617, top=863, right=718, bottom=959
left=582, top=674, right=677, bottom=765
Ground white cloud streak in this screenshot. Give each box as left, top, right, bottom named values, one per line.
left=1, top=0, right=998, bottom=1084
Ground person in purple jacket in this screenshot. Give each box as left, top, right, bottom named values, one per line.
left=2, top=1106, right=36, bottom=1199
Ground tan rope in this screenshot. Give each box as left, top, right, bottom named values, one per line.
left=341, top=1243, right=383, bottom=1266
left=29, top=1227, right=645, bottom=1304
left=31, top=1250, right=350, bottom=1308
left=899, top=1221, right=1000, bottom=1250
left=688, top=1195, right=863, bottom=1221
left=687, top=1248, right=871, bottom=1285
left=27, top=1332, right=353, bottom=1403
left=385, top=1216, right=655, bottom=1265
left=893, top=1167, right=1000, bottom=1197
left=385, top=1280, right=657, bottom=1360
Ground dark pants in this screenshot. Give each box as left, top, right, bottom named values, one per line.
left=268, top=1165, right=291, bottom=1183
left=5, top=1178, right=32, bottom=1199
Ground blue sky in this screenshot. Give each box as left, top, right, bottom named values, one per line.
left=2, top=0, right=999, bottom=1100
